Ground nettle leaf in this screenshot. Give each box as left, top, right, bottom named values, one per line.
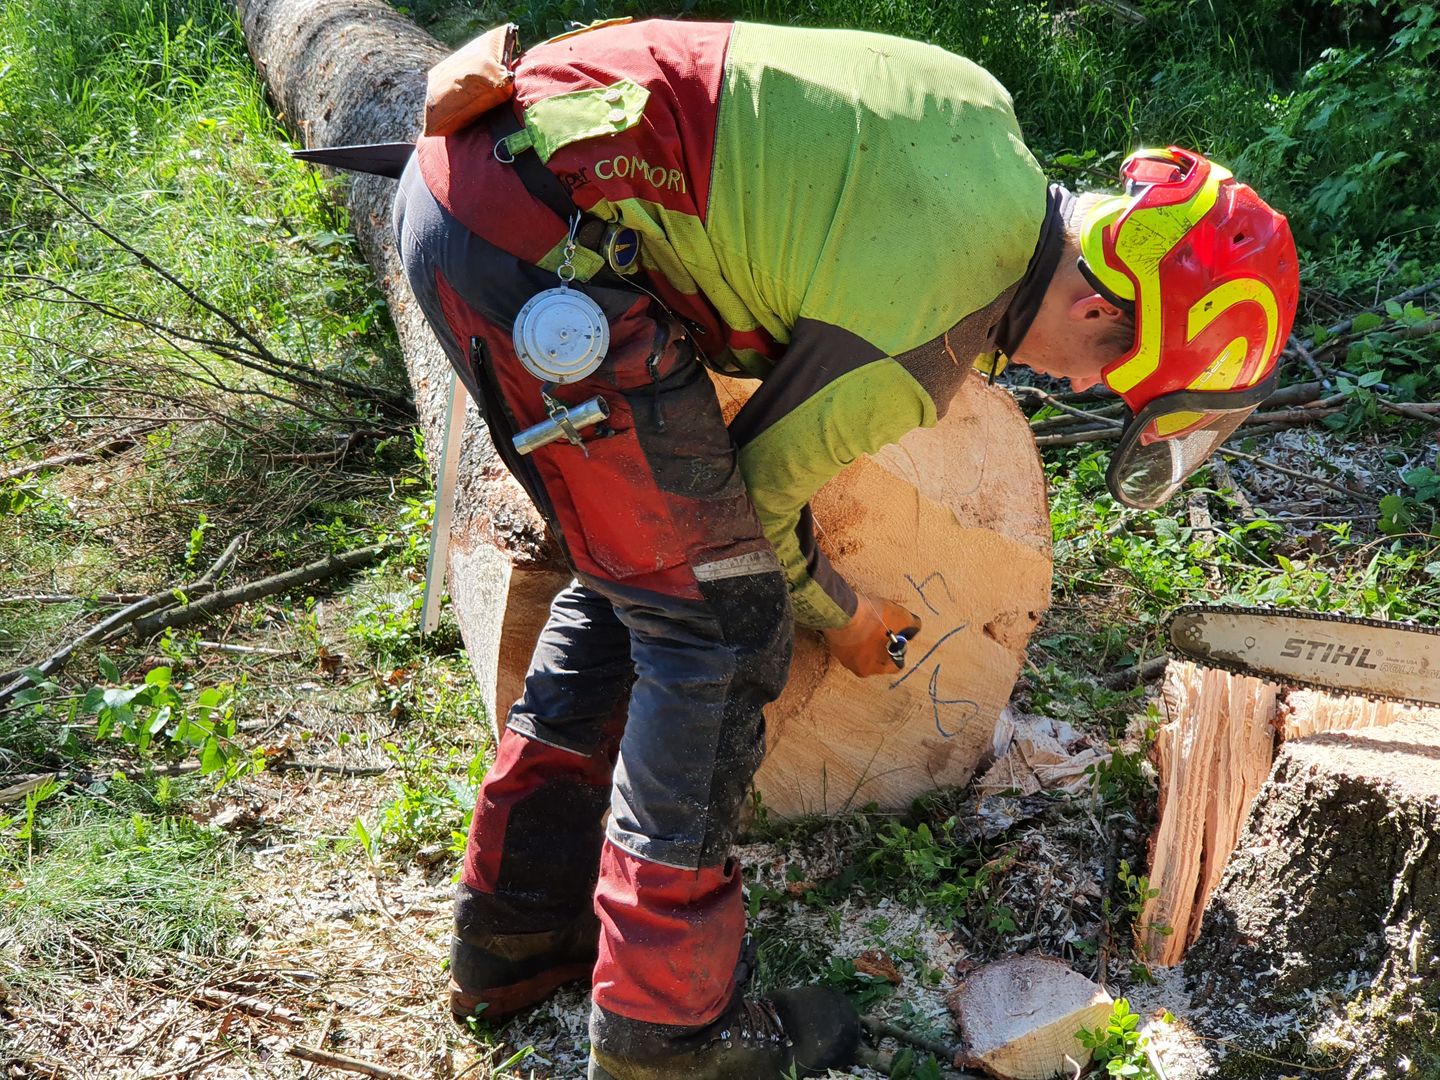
left=1351, top=312, right=1385, bottom=334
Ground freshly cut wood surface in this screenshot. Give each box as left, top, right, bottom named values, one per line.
left=752, top=376, right=1052, bottom=817
left=948, top=954, right=1112, bottom=1080
left=1277, top=687, right=1430, bottom=741
left=1140, top=661, right=1278, bottom=964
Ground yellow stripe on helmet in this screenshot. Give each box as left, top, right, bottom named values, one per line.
left=1184, top=279, right=1280, bottom=392
left=1077, top=196, right=1131, bottom=301
left=1098, top=157, right=1233, bottom=395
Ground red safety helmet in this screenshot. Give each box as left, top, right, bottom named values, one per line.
left=1078, top=147, right=1300, bottom=508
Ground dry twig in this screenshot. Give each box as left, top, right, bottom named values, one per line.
left=0, top=425, right=159, bottom=482
left=194, top=986, right=303, bottom=1026
left=285, top=1045, right=421, bottom=1080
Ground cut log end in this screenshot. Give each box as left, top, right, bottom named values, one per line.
left=947, top=955, right=1112, bottom=1080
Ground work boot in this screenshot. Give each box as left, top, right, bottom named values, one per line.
left=588, top=986, right=861, bottom=1079
left=449, top=911, right=600, bottom=1022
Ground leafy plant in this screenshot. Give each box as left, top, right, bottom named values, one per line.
left=184, top=512, right=212, bottom=569
left=372, top=738, right=487, bottom=856
left=0, top=777, right=65, bottom=857
left=1379, top=467, right=1440, bottom=537
left=84, top=661, right=254, bottom=780
left=861, top=818, right=1018, bottom=933
left=1078, top=999, right=1168, bottom=1079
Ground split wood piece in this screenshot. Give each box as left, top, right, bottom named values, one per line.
left=1139, top=662, right=1432, bottom=965
left=946, top=954, right=1113, bottom=1080
left=1181, top=709, right=1440, bottom=1074
left=236, top=0, right=1053, bottom=815
left=1139, top=661, right=1279, bottom=965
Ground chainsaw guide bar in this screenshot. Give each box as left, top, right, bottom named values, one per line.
left=1164, top=604, right=1440, bottom=708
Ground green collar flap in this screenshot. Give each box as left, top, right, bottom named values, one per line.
left=505, top=79, right=650, bottom=163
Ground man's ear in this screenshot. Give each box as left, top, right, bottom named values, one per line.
left=1068, top=293, right=1124, bottom=323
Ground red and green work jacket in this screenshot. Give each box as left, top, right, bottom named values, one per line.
left=489, top=19, right=1046, bottom=628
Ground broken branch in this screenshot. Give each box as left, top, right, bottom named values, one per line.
left=284, top=1046, right=420, bottom=1080
left=129, top=542, right=399, bottom=636
left=0, top=425, right=158, bottom=482
left=1220, top=447, right=1374, bottom=503
left=194, top=986, right=303, bottom=1026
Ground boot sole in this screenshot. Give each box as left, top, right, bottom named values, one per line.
left=449, top=961, right=594, bottom=1023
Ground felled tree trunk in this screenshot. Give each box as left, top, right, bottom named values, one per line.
left=237, top=0, right=1054, bottom=815
left=1183, top=708, right=1440, bottom=1079
left=1141, top=661, right=1436, bottom=966
left=237, top=0, right=573, bottom=719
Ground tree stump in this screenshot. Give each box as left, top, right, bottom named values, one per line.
left=237, top=0, right=1055, bottom=816
left=1140, top=662, right=1438, bottom=966
left=1183, top=709, right=1440, bottom=1079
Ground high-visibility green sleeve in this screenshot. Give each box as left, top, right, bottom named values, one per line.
left=737, top=360, right=937, bottom=629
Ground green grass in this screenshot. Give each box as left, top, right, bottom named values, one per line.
left=0, top=776, right=241, bottom=995
left=0, top=0, right=423, bottom=682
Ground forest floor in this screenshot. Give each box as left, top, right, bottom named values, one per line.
left=4, top=418, right=1427, bottom=1080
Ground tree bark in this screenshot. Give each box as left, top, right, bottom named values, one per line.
left=236, top=0, right=567, bottom=725
left=236, top=0, right=1055, bottom=815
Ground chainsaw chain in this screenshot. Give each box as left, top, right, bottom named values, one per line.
left=1163, top=603, right=1440, bottom=710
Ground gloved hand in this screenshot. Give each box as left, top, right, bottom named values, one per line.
left=822, top=595, right=922, bottom=678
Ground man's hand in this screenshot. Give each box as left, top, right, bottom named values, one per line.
left=822, top=596, right=922, bottom=678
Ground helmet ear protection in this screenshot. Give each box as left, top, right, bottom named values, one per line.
left=1078, top=148, right=1299, bottom=508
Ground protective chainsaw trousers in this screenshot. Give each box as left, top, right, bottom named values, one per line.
left=393, top=143, right=793, bottom=1028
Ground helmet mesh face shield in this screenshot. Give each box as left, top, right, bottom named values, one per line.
left=1078, top=147, right=1300, bottom=509
left=1107, top=379, right=1275, bottom=508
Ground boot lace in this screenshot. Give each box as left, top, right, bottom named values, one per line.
left=717, top=997, right=790, bottom=1048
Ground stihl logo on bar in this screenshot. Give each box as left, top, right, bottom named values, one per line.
left=1279, top=637, right=1378, bottom=668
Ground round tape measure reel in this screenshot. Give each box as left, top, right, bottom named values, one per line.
left=512, top=287, right=610, bottom=384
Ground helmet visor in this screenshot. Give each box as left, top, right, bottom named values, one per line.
left=1106, top=377, right=1276, bottom=509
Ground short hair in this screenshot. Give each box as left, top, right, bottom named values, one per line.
left=1101, top=309, right=1137, bottom=360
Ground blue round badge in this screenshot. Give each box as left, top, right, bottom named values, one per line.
left=603, top=226, right=641, bottom=275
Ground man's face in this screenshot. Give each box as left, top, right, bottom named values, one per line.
left=1010, top=243, right=1134, bottom=392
